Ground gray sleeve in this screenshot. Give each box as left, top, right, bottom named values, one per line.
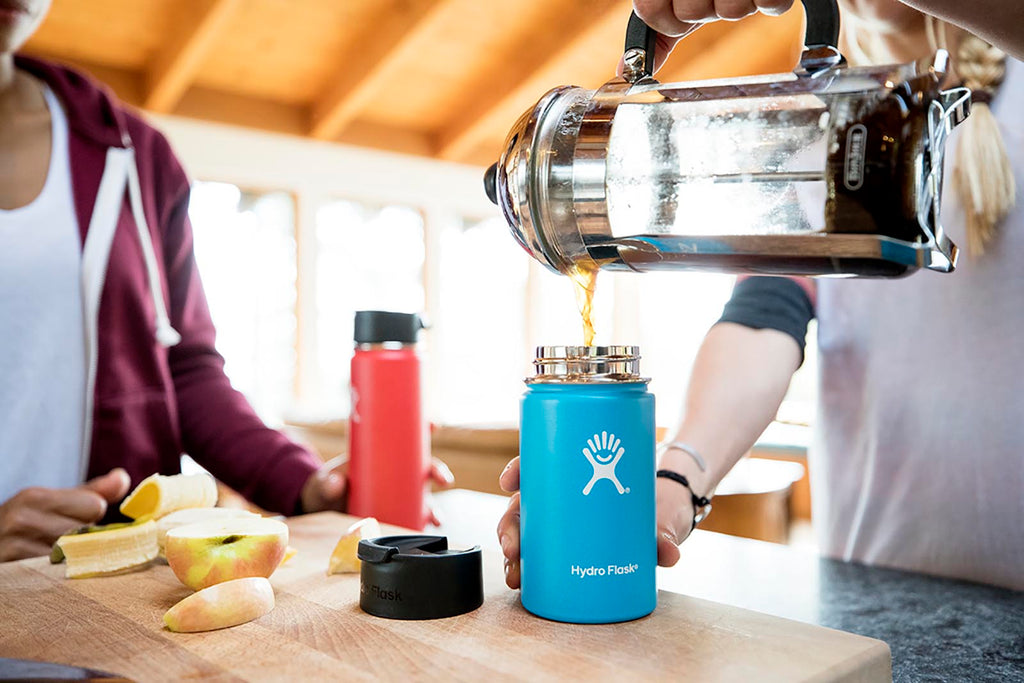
left=717, top=277, right=815, bottom=360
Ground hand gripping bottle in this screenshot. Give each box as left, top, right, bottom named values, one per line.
left=519, top=345, right=656, bottom=623
left=347, top=311, right=429, bottom=530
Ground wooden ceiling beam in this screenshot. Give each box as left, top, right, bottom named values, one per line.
left=443, top=8, right=802, bottom=165
left=433, top=0, right=628, bottom=163
left=309, top=0, right=449, bottom=141
left=17, top=50, right=436, bottom=159
left=144, top=0, right=244, bottom=113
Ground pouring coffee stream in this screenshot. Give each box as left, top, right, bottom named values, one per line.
left=485, top=0, right=972, bottom=312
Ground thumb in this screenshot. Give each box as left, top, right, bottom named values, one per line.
left=321, top=471, right=347, bottom=501
left=657, top=524, right=684, bottom=568
left=303, top=468, right=348, bottom=513
left=82, top=468, right=132, bottom=503
left=655, top=477, right=696, bottom=568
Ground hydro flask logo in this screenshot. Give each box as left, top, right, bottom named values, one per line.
left=582, top=431, right=629, bottom=495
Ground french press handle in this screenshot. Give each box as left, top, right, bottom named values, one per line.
left=624, top=0, right=841, bottom=81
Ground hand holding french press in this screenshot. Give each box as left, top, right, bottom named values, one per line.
left=630, top=0, right=796, bottom=73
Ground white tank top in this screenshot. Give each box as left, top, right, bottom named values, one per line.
left=813, top=58, right=1024, bottom=590
left=0, top=84, right=86, bottom=502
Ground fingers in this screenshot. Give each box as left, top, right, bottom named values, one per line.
left=712, top=0, right=759, bottom=20
left=634, top=0, right=794, bottom=36
left=657, top=527, right=683, bottom=567
left=754, top=0, right=794, bottom=16
left=496, top=492, right=521, bottom=589
left=3, top=505, right=82, bottom=544
left=655, top=477, right=695, bottom=567
left=36, top=486, right=108, bottom=523
left=428, top=458, right=455, bottom=489
left=0, top=536, right=53, bottom=562
left=0, top=489, right=87, bottom=562
left=299, top=464, right=348, bottom=514
left=672, top=0, right=717, bottom=23
left=634, top=0, right=703, bottom=35
left=81, top=468, right=131, bottom=503
left=498, top=457, right=520, bottom=493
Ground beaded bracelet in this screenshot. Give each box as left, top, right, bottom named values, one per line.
left=656, top=469, right=713, bottom=532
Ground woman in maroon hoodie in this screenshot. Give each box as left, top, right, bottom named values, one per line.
left=0, top=1, right=448, bottom=561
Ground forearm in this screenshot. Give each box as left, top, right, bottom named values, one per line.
left=900, top=0, right=1024, bottom=59
left=844, top=0, right=1024, bottom=60
left=661, top=322, right=801, bottom=498
left=174, top=358, right=319, bottom=515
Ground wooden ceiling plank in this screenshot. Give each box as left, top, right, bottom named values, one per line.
left=434, top=0, right=628, bottom=162
left=309, top=0, right=452, bottom=141
left=457, top=8, right=802, bottom=166
left=144, top=0, right=245, bottom=113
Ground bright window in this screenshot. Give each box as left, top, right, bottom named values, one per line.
left=187, top=184, right=815, bottom=434
left=188, top=181, right=297, bottom=426
left=310, top=200, right=425, bottom=416
left=430, top=216, right=530, bottom=424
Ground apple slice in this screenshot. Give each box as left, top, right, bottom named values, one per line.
left=165, top=517, right=289, bottom=591
left=156, top=507, right=261, bottom=554
left=164, top=576, right=275, bottom=633
left=327, top=517, right=381, bottom=575
left=279, top=546, right=298, bottom=567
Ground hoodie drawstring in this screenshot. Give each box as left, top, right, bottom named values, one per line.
left=125, top=147, right=182, bottom=348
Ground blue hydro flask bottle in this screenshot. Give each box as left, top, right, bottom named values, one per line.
left=519, top=345, right=656, bottom=623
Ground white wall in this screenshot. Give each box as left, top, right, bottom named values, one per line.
left=149, top=114, right=495, bottom=216
left=150, top=114, right=502, bottom=414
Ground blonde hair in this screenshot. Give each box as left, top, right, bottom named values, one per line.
left=843, top=14, right=1016, bottom=256
left=945, top=30, right=1015, bottom=255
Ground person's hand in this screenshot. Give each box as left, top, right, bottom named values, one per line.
left=496, top=457, right=522, bottom=588
left=300, top=455, right=455, bottom=526
left=632, top=0, right=796, bottom=72
left=496, top=456, right=699, bottom=587
left=655, top=474, right=698, bottom=567
left=0, top=468, right=132, bottom=562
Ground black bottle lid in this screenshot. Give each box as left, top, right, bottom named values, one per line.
left=353, top=311, right=423, bottom=344
left=357, top=535, right=484, bottom=620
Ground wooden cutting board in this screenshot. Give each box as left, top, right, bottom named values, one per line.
left=0, top=512, right=890, bottom=682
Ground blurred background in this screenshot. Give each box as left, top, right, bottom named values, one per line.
left=22, top=0, right=817, bottom=544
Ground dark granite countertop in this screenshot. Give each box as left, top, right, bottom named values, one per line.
left=811, top=560, right=1024, bottom=682
left=434, top=489, right=1024, bottom=682
left=663, top=521, right=1024, bottom=682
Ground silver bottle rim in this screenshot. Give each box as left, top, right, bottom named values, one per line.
left=527, top=345, right=648, bottom=384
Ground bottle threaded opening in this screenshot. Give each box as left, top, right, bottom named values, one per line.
left=527, top=345, right=646, bottom=384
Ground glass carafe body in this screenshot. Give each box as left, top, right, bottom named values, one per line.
left=494, top=55, right=969, bottom=277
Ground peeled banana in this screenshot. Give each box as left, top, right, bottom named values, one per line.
left=50, top=521, right=136, bottom=563
left=56, top=519, right=158, bottom=578
left=119, top=473, right=218, bottom=520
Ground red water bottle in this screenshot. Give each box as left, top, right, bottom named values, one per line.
left=347, top=311, right=429, bottom=530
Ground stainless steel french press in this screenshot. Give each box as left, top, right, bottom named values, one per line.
left=484, top=0, right=971, bottom=277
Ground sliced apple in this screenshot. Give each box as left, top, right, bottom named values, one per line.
left=327, top=517, right=381, bottom=575
left=164, top=576, right=275, bottom=633
left=165, top=517, right=288, bottom=591
left=279, top=546, right=298, bottom=567
left=156, top=507, right=260, bottom=554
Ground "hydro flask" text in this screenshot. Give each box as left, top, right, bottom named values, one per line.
left=570, top=563, right=639, bottom=578
left=363, top=584, right=403, bottom=601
